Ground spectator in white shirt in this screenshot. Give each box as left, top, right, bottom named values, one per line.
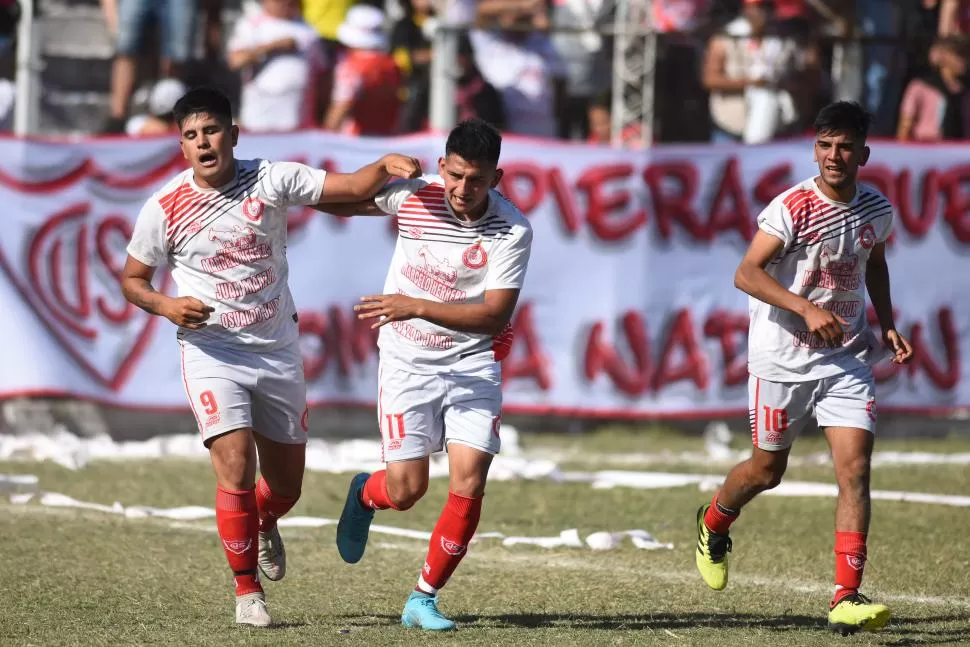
left=228, top=0, right=328, bottom=132
left=470, top=2, right=568, bottom=138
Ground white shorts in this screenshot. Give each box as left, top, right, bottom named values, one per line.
left=749, top=365, right=876, bottom=451
left=377, top=362, right=503, bottom=462
left=179, top=339, right=308, bottom=445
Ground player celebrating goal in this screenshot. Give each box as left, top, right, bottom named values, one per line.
left=323, top=119, right=532, bottom=631
left=121, top=87, right=421, bottom=627
left=694, top=100, right=913, bottom=635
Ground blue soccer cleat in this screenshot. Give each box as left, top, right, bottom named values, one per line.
left=336, top=472, right=374, bottom=564
left=401, top=591, right=456, bottom=631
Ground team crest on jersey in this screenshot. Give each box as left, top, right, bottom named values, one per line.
left=242, top=196, right=265, bottom=222
left=462, top=241, right=487, bottom=269
left=859, top=223, right=876, bottom=249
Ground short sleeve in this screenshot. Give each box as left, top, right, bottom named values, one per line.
left=757, top=198, right=793, bottom=247
left=374, top=178, right=427, bottom=214
left=267, top=161, right=327, bottom=207
left=877, top=198, right=894, bottom=243
left=227, top=16, right=255, bottom=54
left=126, top=198, right=169, bottom=267
left=485, top=224, right=533, bottom=290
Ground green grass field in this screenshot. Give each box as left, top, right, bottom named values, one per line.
left=2, top=428, right=969, bottom=646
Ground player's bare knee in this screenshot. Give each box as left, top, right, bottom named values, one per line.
left=448, top=473, right=487, bottom=499
left=835, top=455, right=871, bottom=493
left=385, top=477, right=427, bottom=511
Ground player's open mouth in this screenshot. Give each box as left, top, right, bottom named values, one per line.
left=198, top=153, right=218, bottom=168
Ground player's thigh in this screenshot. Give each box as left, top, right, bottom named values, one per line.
left=115, top=0, right=154, bottom=56
left=749, top=374, right=815, bottom=451
left=378, top=364, right=445, bottom=463
left=180, top=342, right=254, bottom=445
left=442, top=368, right=503, bottom=458
left=815, top=367, right=877, bottom=435
left=251, top=344, right=309, bottom=446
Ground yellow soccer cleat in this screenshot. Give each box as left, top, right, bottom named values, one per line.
left=827, top=593, right=891, bottom=635
left=695, top=505, right=731, bottom=591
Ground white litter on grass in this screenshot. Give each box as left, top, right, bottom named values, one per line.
left=5, top=487, right=674, bottom=551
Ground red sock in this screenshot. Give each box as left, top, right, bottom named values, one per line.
left=704, top=494, right=739, bottom=535
left=255, top=477, right=299, bottom=531
left=416, top=492, right=482, bottom=593
left=215, top=487, right=262, bottom=597
left=360, top=470, right=400, bottom=511
left=833, top=531, right=867, bottom=606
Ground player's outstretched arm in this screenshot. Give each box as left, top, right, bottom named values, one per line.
left=865, top=242, right=914, bottom=364
left=121, top=256, right=214, bottom=329
left=317, top=154, right=422, bottom=204
left=354, top=288, right=519, bottom=336
left=736, top=230, right=846, bottom=344
left=310, top=199, right=385, bottom=217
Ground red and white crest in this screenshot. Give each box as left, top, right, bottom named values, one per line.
left=462, top=241, right=487, bottom=269
left=0, top=203, right=169, bottom=391
left=242, top=196, right=265, bottom=222
left=223, top=538, right=252, bottom=555
left=440, top=537, right=466, bottom=556
left=866, top=398, right=876, bottom=422
left=846, top=554, right=866, bottom=570
left=859, top=223, right=876, bottom=250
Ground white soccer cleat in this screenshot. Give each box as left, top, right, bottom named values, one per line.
left=258, top=526, right=286, bottom=581
left=235, top=592, right=271, bottom=627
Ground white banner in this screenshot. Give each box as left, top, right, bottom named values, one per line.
left=0, top=133, right=967, bottom=418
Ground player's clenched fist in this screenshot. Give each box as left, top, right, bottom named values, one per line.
left=802, top=305, right=846, bottom=346
left=381, top=154, right=422, bottom=180
left=883, top=329, right=914, bottom=364
left=162, top=296, right=215, bottom=329
left=354, top=294, right=421, bottom=329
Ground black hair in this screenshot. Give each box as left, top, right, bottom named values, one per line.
left=590, top=90, right=611, bottom=111
left=445, top=118, right=502, bottom=166
left=172, top=87, right=232, bottom=128
left=814, top=100, right=873, bottom=142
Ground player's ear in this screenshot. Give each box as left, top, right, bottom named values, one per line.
left=231, top=124, right=239, bottom=147
left=491, top=167, right=504, bottom=188
left=437, top=156, right=446, bottom=174
left=860, top=145, right=870, bottom=167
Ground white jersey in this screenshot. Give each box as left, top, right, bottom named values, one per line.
left=748, top=176, right=894, bottom=382
left=374, top=175, right=533, bottom=374
left=127, top=159, right=326, bottom=351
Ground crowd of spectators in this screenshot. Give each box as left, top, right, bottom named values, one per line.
left=1, top=0, right=970, bottom=144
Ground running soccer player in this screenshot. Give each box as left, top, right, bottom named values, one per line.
left=693, top=100, right=914, bottom=635
left=121, top=87, right=421, bottom=627
left=323, top=118, right=532, bottom=631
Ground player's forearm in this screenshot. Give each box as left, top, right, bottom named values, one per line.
left=332, top=159, right=393, bottom=202
left=122, top=278, right=171, bottom=317
left=735, top=263, right=811, bottom=318
left=865, top=257, right=896, bottom=333
left=310, top=200, right=384, bottom=217
left=414, top=300, right=509, bottom=336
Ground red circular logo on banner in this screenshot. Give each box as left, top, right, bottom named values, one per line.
left=462, top=242, right=487, bottom=269
left=243, top=196, right=265, bottom=222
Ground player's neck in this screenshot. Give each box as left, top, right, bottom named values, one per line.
left=193, top=163, right=236, bottom=191
left=455, top=196, right=490, bottom=223
left=814, top=176, right=856, bottom=204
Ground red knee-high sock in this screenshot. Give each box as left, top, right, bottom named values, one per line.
left=704, top=494, right=739, bottom=535
left=255, top=477, right=299, bottom=531
left=216, top=487, right=262, bottom=597
left=359, top=470, right=400, bottom=511
left=833, top=531, right=867, bottom=606
left=416, top=492, right=482, bottom=594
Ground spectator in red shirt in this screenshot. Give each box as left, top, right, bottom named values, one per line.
left=325, top=5, right=402, bottom=136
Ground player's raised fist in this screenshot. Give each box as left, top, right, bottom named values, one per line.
left=163, top=296, right=216, bottom=329
left=381, top=154, right=422, bottom=180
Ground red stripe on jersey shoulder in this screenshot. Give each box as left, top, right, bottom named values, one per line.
left=401, top=183, right=448, bottom=213
left=782, top=188, right=823, bottom=226
left=158, top=182, right=202, bottom=224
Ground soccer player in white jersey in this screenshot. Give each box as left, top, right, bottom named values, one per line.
left=694, top=101, right=914, bottom=635
left=323, top=119, right=532, bottom=631
left=120, top=87, right=421, bottom=627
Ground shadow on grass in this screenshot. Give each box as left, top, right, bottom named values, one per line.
left=330, top=611, right=970, bottom=643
